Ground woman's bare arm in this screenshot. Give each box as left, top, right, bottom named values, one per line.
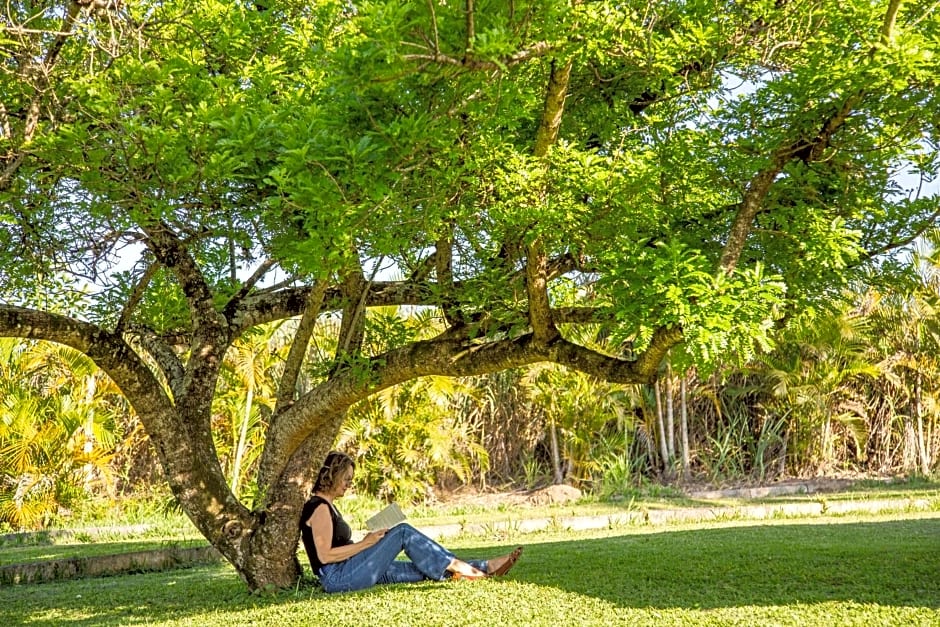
left=308, top=504, right=387, bottom=564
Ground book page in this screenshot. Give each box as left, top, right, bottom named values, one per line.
left=365, top=502, right=406, bottom=531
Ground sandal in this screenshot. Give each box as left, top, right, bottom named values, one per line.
left=488, top=546, right=523, bottom=577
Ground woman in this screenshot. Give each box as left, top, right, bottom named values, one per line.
left=300, top=451, right=523, bottom=593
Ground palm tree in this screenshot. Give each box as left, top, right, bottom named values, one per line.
left=528, top=364, right=633, bottom=487
left=216, top=323, right=285, bottom=499
left=752, top=305, right=881, bottom=474
left=338, top=374, right=488, bottom=502
left=0, top=339, right=124, bottom=529
left=867, top=237, right=940, bottom=474
left=46, top=343, right=125, bottom=493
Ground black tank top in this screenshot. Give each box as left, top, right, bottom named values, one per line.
left=299, top=496, right=353, bottom=573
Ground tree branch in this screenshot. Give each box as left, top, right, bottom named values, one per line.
left=719, top=92, right=862, bottom=274
left=115, top=261, right=158, bottom=333
left=882, top=0, right=903, bottom=44
left=860, top=204, right=940, bottom=262
left=435, top=226, right=463, bottom=326
left=141, top=221, right=229, bottom=423
left=142, top=222, right=227, bottom=335
left=718, top=0, right=910, bottom=273
left=533, top=58, right=573, bottom=158
left=334, top=261, right=370, bottom=361
left=131, top=328, right=186, bottom=401
left=719, top=162, right=786, bottom=274
left=409, top=249, right=439, bottom=283
left=526, top=58, right=573, bottom=343
left=0, top=305, right=176, bottom=419
left=225, top=258, right=277, bottom=315
left=402, top=41, right=551, bottom=71
left=257, top=328, right=675, bottom=487
left=273, top=281, right=328, bottom=414
left=229, top=250, right=585, bottom=334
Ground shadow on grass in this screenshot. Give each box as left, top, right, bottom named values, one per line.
left=2, top=517, right=938, bottom=625
left=517, top=517, right=940, bottom=610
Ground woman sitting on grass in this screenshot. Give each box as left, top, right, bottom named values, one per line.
left=300, top=451, right=523, bottom=593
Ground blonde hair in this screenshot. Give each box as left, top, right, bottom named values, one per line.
left=313, top=451, right=355, bottom=493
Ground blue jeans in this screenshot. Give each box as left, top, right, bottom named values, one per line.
left=317, top=523, right=487, bottom=593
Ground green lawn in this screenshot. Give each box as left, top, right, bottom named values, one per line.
left=3, top=511, right=938, bottom=626
left=8, top=478, right=939, bottom=567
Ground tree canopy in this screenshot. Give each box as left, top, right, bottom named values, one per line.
left=1, top=0, right=938, bottom=589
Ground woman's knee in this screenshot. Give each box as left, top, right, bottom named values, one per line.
left=386, top=522, right=418, bottom=539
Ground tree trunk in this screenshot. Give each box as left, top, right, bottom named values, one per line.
left=549, top=415, right=564, bottom=485
left=665, top=365, right=675, bottom=459
left=82, top=375, right=97, bottom=492
left=230, top=385, right=254, bottom=496
left=916, top=414, right=930, bottom=475
left=654, top=381, right=670, bottom=475
left=902, top=415, right=918, bottom=472
left=251, top=419, right=347, bottom=589
left=913, top=371, right=930, bottom=475
left=820, top=415, right=832, bottom=472
left=680, top=375, right=689, bottom=481
left=176, top=413, right=344, bottom=591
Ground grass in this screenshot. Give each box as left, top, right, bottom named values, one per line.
left=2, top=510, right=939, bottom=626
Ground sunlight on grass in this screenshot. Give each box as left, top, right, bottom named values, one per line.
left=4, top=512, right=939, bottom=626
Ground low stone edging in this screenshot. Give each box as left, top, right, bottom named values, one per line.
left=416, top=496, right=936, bottom=541
left=0, top=545, right=221, bottom=586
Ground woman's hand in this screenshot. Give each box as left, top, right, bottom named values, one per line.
left=362, top=528, right=388, bottom=547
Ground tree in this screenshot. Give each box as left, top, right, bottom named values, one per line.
left=529, top=363, right=630, bottom=486
left=1, top=0, right=938, bottom=589
left=339, top=373, right=489, bottom=502
left=752, top=306, right=882, bottom=474
left=868, top=235, right=940, bottom=474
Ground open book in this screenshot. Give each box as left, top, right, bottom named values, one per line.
left=365, top=502, right=407, bottom=531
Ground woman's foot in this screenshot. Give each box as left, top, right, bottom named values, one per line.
left=486, top=546, right=523, bottom=577
left=447, top=559, right=487, bottom=581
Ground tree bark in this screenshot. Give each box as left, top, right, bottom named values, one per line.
left=274, top=281, right=327, bottom=414
left=654, top=380, right=670, bottom=475
left=680, top=375, right=690, bottom=481
left=549, top=415, right=564, bottom=485
left=665, top=364, right=675, bottom=459
left=912, top=369, right=930, bottom=475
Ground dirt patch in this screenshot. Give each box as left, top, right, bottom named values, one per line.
left=686, top=478, right=858, bottom=500
left=434, top=474, right=895, bottom=507
left=526, top=484, right=583, bottom=505
left=432, top=484, right=584, bottom=508
left=684, top=474, right=894, bottom=500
